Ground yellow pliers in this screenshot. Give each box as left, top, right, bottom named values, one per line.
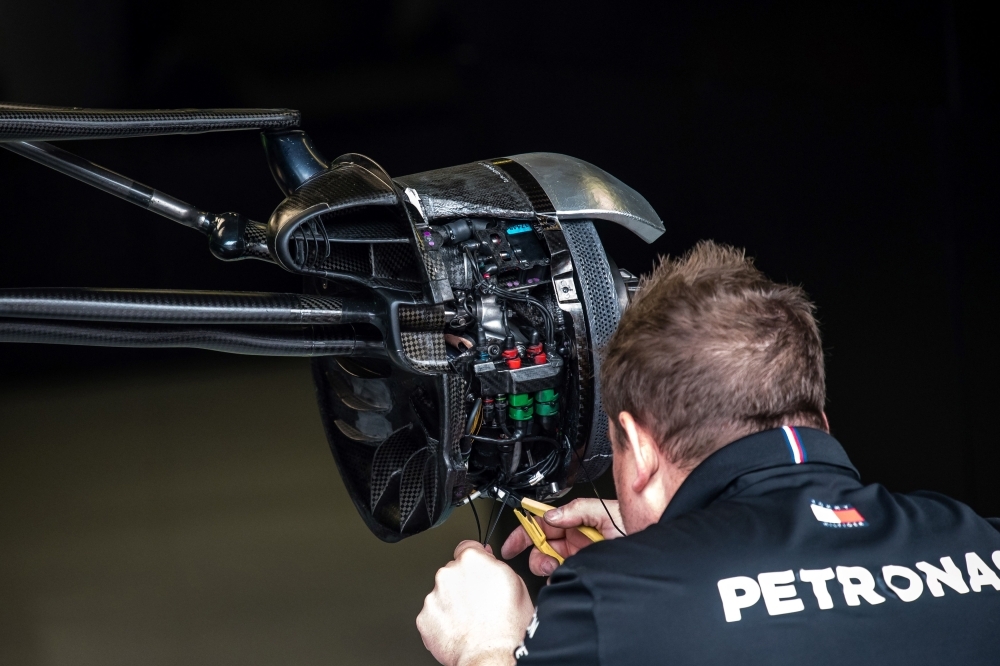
left=497, top=488, right=604, bottom=566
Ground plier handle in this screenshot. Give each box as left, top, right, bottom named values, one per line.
left=514, top=509, right=567, bottom=564
left=495, top=487, right=605, bottom=566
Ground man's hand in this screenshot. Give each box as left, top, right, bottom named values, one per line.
left=501, top=499, right=624, bottom=576
left=417, top=540, right=535, bottom=666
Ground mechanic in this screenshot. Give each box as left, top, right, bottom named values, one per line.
left=416, top=240, right=1000, bottom=665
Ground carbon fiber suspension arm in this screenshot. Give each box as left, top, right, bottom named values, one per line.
left=0, top=288, right=384, bottom=357
left=0, top=319, right=381, bottom=357
left=0, top=103, right=300, bottom=142
left=0, top=289, right=379, bottom=325
left=1, top=140, right=273, bottom=262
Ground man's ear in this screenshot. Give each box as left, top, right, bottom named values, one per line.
left=618, top=411, right=660, bottom=494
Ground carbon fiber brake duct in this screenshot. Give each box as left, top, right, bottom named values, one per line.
left=0, top=104, right=664, bottom=541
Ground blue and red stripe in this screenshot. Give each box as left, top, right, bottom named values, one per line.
left=782, top=426, right=806, bottom=464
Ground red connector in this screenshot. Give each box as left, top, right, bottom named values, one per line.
left=502, top=335, right=521, bottom=369
left=527, top=342, right=546, bottom=365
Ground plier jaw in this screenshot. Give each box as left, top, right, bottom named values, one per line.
left=513, top=508, right=565, bottom=565
left=492, top=486, right=605, bottom=570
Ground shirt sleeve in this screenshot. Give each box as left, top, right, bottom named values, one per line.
left=514, top=566, right=600, bottom=665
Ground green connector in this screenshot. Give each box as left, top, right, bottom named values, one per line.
left=508, top=392, right=534, bottom=421
left=535, top=388, right=559, bottom=416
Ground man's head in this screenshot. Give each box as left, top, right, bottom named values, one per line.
left=602, top=240, right=827, bottom=532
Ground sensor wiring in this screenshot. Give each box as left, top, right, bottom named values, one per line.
left=468, top=494, right=482, bottom=544
left=573, top=446, right=627, bottom=537
left=484, top=495, right=508, bottom=547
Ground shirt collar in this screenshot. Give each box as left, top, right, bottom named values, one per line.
left=659, top=427, right=859, bottom=523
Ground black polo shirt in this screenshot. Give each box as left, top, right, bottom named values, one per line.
left=515, top=427, right=1000, bottom=665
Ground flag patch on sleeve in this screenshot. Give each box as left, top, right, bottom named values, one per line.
left=810, top=500, right=867, bottom=527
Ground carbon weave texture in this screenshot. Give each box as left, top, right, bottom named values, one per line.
left=400, top=332, right=448, bottom=372
left=270, top=162, right=398, bottom=247
left=370, top=426, right=418, bottom=511
left=561, top=221, right=620, bottom=479
left=395, top=162, right=534, bottom=221
left=398, top=304, right=446, bottom=331
left=242, top=220, right=272, bottom=260
left=422, top=243, right=449, bottom=282
left=0, top=104, right=300, bottom=141
left=317, top=244, right=371, bottom=274
left=441, top=246, right=473, bottom=290
left=300, top=240, right=421, bottom=283
left=444, top=373, right=467, bottom=492
left=490, top=158, right=557, bottom=214
left=0, top=289, right=345, bottom=324
left=317, top=208, right=410, bottom=242
left=398, top=448, right=430, bottom=530
left=0, top=319, right=363, bottom=356
left=372, top=243, right=422, bottom=282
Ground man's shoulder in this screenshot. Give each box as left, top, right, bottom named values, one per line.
left=566, top=481, right=1000, bottom=581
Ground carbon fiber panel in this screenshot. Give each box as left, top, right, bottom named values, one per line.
left=371, top=243, right=422, bottom=282
left=370, top=426, right=419, bottom=510
left=439, top=373, right=468, bottom=511
left=398, top=304, right=446, bottom=331
left=317, top=207, right=410, bottom=242
left=395, top=162, right=534, bottom=221
left=398, top=447, right=430, bottom=532
left=399, top=332, right=448, bottom=372
left=317, top=243, right=371, bottom=274
left=269, top=160, right=398, bottom=271
left=561, top=221, right=621, bottom=479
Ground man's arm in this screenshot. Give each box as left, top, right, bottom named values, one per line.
left=418, top=501, right=621, bottom=665
left=417, top=541, right=534, bottom=666
left=514, top=566, right=600, bottom=665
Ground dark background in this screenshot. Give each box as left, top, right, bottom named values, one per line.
left=1, top=1, right=997, bottom=664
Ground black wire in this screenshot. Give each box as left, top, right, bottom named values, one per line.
left=484, top=496, right=508, bottom=546
left=496, top=288, right=554, bottom=343
left=573, top=447, right=627, bottom=537
left=460, top=289, right=478, bottom=323
left=469, top=430, right=559, bottom=447
left=464, top=246, right=555, bottom=343
left=468, top=495, right=482, bottom=544
left=507, top=450, right=560, bottom=486
left=483, top=497, right=498, bottom=546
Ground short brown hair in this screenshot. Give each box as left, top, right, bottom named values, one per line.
left=601, top=240, right=826, bottom=470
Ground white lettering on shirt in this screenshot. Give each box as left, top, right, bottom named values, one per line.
left=836, top=566, right=886, bottom=606
left=758, top=570, right=805, bottom=616
left=915, top=557, right=970, bottom=597
left=966, top=552, right=1000, bottom=592
left=798, top=568, right=836, bottom=609
left=882, top=565, right=924, bottom=602
left=717, top=550, right=1000, bottom=622
left=717, top=576, right=761, bottom=622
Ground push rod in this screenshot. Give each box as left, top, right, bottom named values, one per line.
left=1, top=140, right=214, bottom=233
